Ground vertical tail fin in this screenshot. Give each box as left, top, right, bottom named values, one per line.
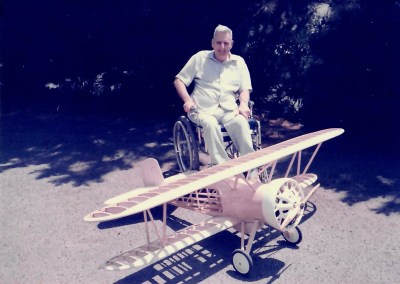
left=140, top=158, right=164, bottom=187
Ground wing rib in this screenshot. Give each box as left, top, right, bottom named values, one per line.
left=102, top=217, right=240, bottom=271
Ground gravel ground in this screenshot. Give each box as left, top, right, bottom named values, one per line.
left=1, top=110, right=399, bottom=284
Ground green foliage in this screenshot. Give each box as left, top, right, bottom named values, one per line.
left=239, top=0, right=361, bottom=119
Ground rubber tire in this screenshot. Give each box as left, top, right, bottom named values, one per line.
left=231, top=249, right=253, bottom=276
left=282, top=226, right=303, bottom=245
left=173, top=116, right=199, bottom=172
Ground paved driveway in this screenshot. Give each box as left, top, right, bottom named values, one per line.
left=1, top=111, right=399, bottom=283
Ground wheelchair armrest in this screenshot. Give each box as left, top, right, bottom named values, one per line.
left=235, top=99, right=255, bottom=117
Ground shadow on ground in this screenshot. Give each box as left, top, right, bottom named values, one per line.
left=0, top=108, right=178, bottom=186
left=1, top=108, right=399, bottom=215
left=305, top=130, right=400, bottom=216
left=92, top=202, right=316, bottom=283
left=112, top=207, right=316, bottom=284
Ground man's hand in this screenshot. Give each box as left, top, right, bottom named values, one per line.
left=238, top=101, right=250, bottom=121
left=183, top=99, right=197, bottom=113
left=174, top=78, right=197, bottom=113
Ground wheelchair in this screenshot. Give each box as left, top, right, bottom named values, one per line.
left=173, top=101, right=266, bottom=182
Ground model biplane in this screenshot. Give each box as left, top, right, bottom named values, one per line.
left=84, top=128, right=344, bottom=275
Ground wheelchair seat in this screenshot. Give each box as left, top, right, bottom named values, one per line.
left=189, top=117, right=260, bottom=142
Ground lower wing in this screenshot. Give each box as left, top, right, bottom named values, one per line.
left=101, top=216, right=240, bottom=271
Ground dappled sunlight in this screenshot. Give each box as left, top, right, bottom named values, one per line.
left=306, top=3, right=332, bottom=35
left=254, top=117, right=304, bottom=143
left=114, top=223, right=291, bottom=284
left=144, top=142, right=158, bottom=148
left=310, top=137, right=400, bottom=215
left=45, top=83, right=60, bottom=89
left=0, top=158, right=21, bottom=167
left=93, top=139, right=106, bottom=145
left=2, top=106, right=398, bottom=216
left=377, top=175, right=396, bottom=186
left=68, top=161, right=94, bottom=173
left=0, top=111, right=178, bottom=187
left=102, top=150, right=130, bottom=162
left=372, top=197, right=400, bottom=216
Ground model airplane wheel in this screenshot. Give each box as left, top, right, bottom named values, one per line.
left=173, top=116, right=199, bottom=172
left=232, top=249, right=253, bottom=276
left=282, top=226, right=303, bottom=245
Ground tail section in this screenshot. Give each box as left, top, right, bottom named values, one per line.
left=140, top=158, right=164, bottom=187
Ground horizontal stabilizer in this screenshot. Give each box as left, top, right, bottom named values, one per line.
left=102, top=217, right=240, bottom=271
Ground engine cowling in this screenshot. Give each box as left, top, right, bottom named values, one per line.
left=258, top=178, right=305, bottom=231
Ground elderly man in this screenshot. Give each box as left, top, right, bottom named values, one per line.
left=174, top=24, right=254, bottom=166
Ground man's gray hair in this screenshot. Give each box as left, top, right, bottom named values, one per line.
left=213, top=24, right=233, bottom=40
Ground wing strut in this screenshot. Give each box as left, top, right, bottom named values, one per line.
left=285, top=153, right=297, bottom=178
left=239, top=220, right=261, bottom=254
left=302, top=142, right=322, bottom=175
left=297, top=150, right=301, bottom=176
left=284, top=142, right=323, bottom=178
left=241, top=221, right=245, bottom=250
left=246, top=220, right=260, bottom=253
left=143, top=204, right=168, bottom=248
left=242, top=176, right=257, bottom=191
left=253, top=162, right=272, bottom=181
left=143, top=211, right=150, bottom=244
left=267, top=160, right=277, bottom=183
left=162, top=203, right=167, bottom=247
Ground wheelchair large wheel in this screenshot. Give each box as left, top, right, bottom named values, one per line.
left=173, top=116, right=199, bottom=172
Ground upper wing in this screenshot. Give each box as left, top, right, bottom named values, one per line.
left=104, top=170, right=198, bottom=205
left=84, top=128, right=344, bottom=222
left=101, top=216, right=240, bottom=271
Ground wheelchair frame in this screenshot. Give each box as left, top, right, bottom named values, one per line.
left=173, top=101, right=265, bottom=182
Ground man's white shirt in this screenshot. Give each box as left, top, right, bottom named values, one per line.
left=176, top=50, right=252, bottom=115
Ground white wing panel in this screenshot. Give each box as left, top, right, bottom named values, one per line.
left=104, top=171, right=198, bottom=205
left=102, top=216, right=240, bottom=271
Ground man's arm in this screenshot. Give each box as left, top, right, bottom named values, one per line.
left=238, top=89, right=251, bottom=121
left=174, top=78, right=197, bottom=113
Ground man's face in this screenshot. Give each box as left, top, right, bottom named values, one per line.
left=211, top=32, right=234, bottom=62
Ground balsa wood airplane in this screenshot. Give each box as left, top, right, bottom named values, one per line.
left=84, top=128, right=344, bottom=275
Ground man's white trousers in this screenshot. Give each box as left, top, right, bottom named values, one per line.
left=188, top=108, right=254, bottom=165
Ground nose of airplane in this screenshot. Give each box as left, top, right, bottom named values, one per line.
left=260, top=178, right=305, bottom=231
